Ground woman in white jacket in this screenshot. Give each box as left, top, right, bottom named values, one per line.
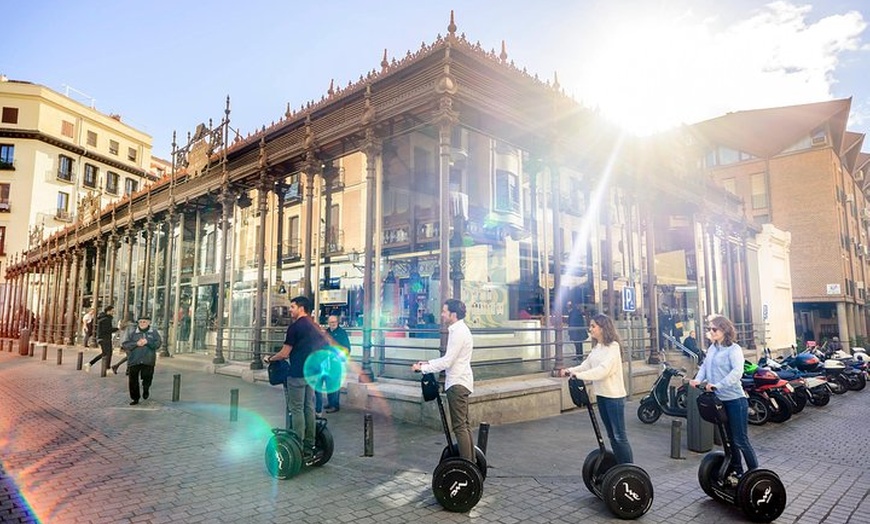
left=561, top=313, right=633, bottom=464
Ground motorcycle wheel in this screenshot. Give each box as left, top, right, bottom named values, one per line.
left=791, top=387, right=808, bottom=413
left=747, top=394, right=770, bottom=425
left=637, top=399, right=662, bottom=424
left=767, top=391, right=792, bottom=423
left=829, top=375, right=848, bottom=395
left=675, top=385, right=688, bottom=410
left=808, top=389, right=830, bottom=407
left=846, top=372, right=866, bottom=391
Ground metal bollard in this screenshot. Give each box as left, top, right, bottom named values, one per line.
left=41, top=345, right=47, bottom=361
left=56, top=347, right=63, bottom=365
left=172, top=374, right=181, bottom=402
left=230, top=389, right=239, bottom=422
left=670, top=419, right=683, bottom=459
left=28, top=342, right=34, bottom=357
left=477, top=422, right=490, bottom=455
left=76, top=351, right=83, bottom=370
left=363, top=412, right=374, bottom=457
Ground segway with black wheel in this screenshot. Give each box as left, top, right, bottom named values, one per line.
left=695, top=385, right=786, bottom=523
left=568, top=377, right=653, bottom=520
left=264, top=379, right=335, bottom=479
left=421, top=372, right=485, bottom=513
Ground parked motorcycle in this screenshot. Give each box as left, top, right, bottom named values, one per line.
left=741, top=363, right=793, bottom=425
left=760, top=354, right=831, bottom=408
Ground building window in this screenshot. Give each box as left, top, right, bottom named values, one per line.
left=0, top=183, right=9, bottom=212
left=1, top=107, right=18, bottom=124
left=494, top=169, right=520, bottom=214
left=56, top=191, right=71, bottom=221
left=0, top=144, right=13, bottom=169
left=751, top=173, right=768, bottom=209
left=127, top=147, right=137, bottom=162
left=57, top=155, right=74, bottom=182
left=0, top=225, right=5, bottom=255
left=87, top=130, right=97, bottom=147
left=83, top=164, right=98, bottom=188
left=106, top=171, right=119, bottom=194
left=124, top=177, right=138, bottom=196
left=109, top=140, right=119, bottom=155
left=722, top=178, right=736, bottom=195
left=61, top=120, right=74, bottom=138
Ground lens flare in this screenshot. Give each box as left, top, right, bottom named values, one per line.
left=303, top=347, right=348, bottom=394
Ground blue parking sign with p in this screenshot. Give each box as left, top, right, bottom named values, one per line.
left=622, top=287, right=636, bottom=312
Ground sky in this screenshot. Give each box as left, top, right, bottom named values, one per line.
left=2, top=1, right=869, bottom=160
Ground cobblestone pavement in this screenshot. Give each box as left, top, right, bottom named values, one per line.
left=1, top=347, right=868, bottom=523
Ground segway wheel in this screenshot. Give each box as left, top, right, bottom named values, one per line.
left=601, top=464, right=654, bottom=520
left=697, top=451, right=727, bottom=502
left=265, top=431, right=303, bottom=479
left=582, top=449, right=617, bottom=498
left=431, top=457, right=484, bottom=513
left=309, top=422, right=334, bottom=467
left=736, top=469, right=787, bottom=523
left=439, top=444, right=488, bottom=480
left=637, top=399, right=662, bottom=424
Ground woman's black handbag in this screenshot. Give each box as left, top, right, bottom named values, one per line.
left=267, top=359, right=291, bottom=385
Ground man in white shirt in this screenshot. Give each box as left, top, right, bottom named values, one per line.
left=412, top=299, right=475, bottom=461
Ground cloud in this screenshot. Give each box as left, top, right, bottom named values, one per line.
left=565, top=1, right=868, bottom=133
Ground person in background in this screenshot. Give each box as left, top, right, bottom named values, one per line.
left=412, top=299, right=475, bottom=461
left=567, top=301, right=589, bottom=360
left=689, top=314, right=758, bottom=484
left=85, top=305, right=118, bottom=373
left=317, top=314, right=351, bottom=414
left=82, top=308, right=96, bottom=347
left=121, top=315, right=162, bottom=405
left=683, top=329, right=700, bottom=360
left=561, top=313, right=633, bottom=464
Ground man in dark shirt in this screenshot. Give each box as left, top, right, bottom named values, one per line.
left=319, top=314, right=351, bottom=413
left=567, top=302, right=588, bottom=360
left=86, top=305, right=119, bottom=373
left=266, top=296, right=328, bottom=458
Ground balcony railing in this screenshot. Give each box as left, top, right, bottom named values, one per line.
left=323, top=229, right=344, bottom=255
left=0, top=160, right=14, bottom=170
left=283, top=238, right=301, bottom=262
left=47, top=168, right=76, bottom=183
left=55, top=209, right=74, bottom=222
left=324, top=167, right=345, bottom=192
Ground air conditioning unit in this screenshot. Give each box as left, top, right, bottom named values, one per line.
left=846, top=194, right=854, bottom=203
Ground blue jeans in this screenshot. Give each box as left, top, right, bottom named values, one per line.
left=722, top=397, right=758, bottom=473
left=314, top=376, right=340, bottom=412
left=597, top=396, right=633, bottom=464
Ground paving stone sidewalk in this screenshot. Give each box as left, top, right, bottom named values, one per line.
left=0, top=347, right=868, bottom=523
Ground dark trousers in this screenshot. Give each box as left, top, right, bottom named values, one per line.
left=128, top=364, right=155, bottom=401
left=722, top=397, right=759, bottom=473
left=446, top=385, right=474, bottom=461
left=88, top=339, right=114, bottom=369
left=597, top=396, right=633, bottom=464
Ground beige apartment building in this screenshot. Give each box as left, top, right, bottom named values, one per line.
left=0, top=77, right=155, bottom=298
left=691, top=99, right=870, bottom=346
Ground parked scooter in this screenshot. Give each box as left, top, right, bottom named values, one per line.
left=741, top=362, right=793, bottom=425
left=637, top=361, right=688, bottom=424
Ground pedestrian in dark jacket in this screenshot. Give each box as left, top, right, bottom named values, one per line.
left=86, top=305, right=119, bottom=373
left=318, top=314, right=351, bottom=413
left=121, top=315, right=162, bottom=405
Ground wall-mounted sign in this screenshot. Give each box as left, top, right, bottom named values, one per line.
left=826, top=283, right=841, bottom=295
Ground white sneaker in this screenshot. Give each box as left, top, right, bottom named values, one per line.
left=84, top=363, right=91, bottom=373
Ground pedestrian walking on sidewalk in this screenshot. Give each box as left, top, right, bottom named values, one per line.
left=121, top=316, right=162, bottom=405
left=689, top=314, right=758, bottom=482
left=412, top=299, right=475, bottom=462
left=561, top=312, right=634, bottom=464
left=82, top=307, right=96, bottom=347
left=85, top=306, right=118, bottom=373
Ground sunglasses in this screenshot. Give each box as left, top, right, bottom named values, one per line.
left=706, top=327, right=719, bottom=333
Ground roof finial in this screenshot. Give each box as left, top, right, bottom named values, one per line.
left=448, top=10, right=456, bottom=36
left=381, top=48, right=389, bottom=71
left=285, top=102, right=292, bottom=118
left=500, top=40, right=508, bottom=62
left=328, top=79, right=335, bottom=96
left=553, top=71, right=560, bottom=91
